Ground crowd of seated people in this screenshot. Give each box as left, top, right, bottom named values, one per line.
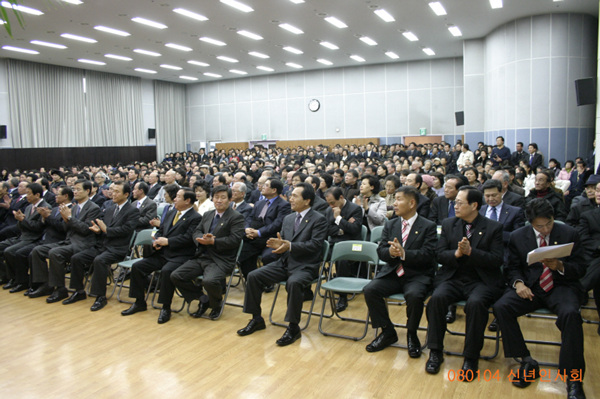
left=1, top=136, right=599, bottom=399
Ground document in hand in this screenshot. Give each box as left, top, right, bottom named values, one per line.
left=526, top=242, right=574, bottom=265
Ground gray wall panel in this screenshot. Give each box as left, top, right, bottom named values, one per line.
left=219, top=80, right=235, bottom=104
left=251, top=100, right=269, bottom=139
left=235, top=78, right=252, bottom=102
left=365, top=92, right=386, bottom=136
left=204, top=82, right=219, bottom=105
left=386, top=91, right=408, bottom=136
left=251, top=76, right=269, bottom=101
left=516, top=18, right=532, bottom=61
left=431, top=59, right=455, bottom=88
left=324, top=95, right=345, bottom=137
left=408, top=61, right=431, bottom=90
left=286, top=73, right=305, bottom=99
left=532, top=15, right=551, bottom=58
left=268, top=100, right=287, bottom=140
left=305, top=70, right=324, bottom=97
left=550, top=57, right=568, bottom=127
left=345, top=94, right=365, bottom=137
left=204, top=105, right=221, bottom=141
left=268, top=74, right=287, bottom=100
left=235, top=103, right=253, bottom=141
left=385, top=62, right=408, bottom=91
left=551, top=14, right=569, bottom=57
left=324, top=68, right=343, bottom=95
left=531, top=58, right=550, bottom=128
left=219, top=103, right=236, bottom=142
left=515, top=60, right=532, bottom=128
left=408, top=90, right=430, bottom=135
left=364, top=64, right=386, bottom=93
left=344, top=67, right=365, bottom=95
left=431, top=88, right=454, bottom=134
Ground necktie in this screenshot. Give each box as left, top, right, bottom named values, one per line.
left=258, top=200, right=269, bottom=219
left=30, top=205, right=36, bottom=216
left=73, top=204, right=80, bottom=218
left=465, top=223, right=473, bottom=239
left=539, top=235, right=554, bottom=292
left=233, top=203, right=237, bottom=210
left=209, top=214, right=221, bottom=233
left=490, top=206, right=497, bottom=221
left=448, top=201, right=455, bottom=218
left=529, top=154, right=534, bottom=165
left=113, top=205, right=120, bottom=218
left=294, top=213, right=302, bottom=233
left=172, top=210, right=181, bottom=226
left=396, top=220, right=410, bottom=277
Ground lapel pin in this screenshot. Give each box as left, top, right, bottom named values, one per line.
left=479, top=232, right=483, bottom=235
left=305, top=220, right=308, bottom=223
left=415, top=231, right=419, bottom=234
left=554, top=241, right=557, bottom=245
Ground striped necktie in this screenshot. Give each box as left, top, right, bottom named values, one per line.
left=539, top=235, right=554, bottom=292
left=396, top=219, right=410, bottom=277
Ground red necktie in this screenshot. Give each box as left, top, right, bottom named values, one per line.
left=396, top=220, right=409, bottom=277
left=539, top=235, right=554, bottom=292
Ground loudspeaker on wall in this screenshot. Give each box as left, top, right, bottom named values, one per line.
left=148, top=128, right=156, bottom=139
left=575, top=78, right=596, bottom=106
left=0, top=125, right=6, bottom=139
left=455, top=111, right=464, bottom=126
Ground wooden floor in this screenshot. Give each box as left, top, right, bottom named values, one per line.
left=1, top=281, right=599, bottom=399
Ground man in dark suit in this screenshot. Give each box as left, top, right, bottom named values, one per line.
left=492, top=170, right=525, bottom=209
left=566, top=174, right=599, bottom=226
left=305, top=175, right=331, bottom=215
left=0, top=180, right=30, bottom=241
left=493, top=199, right=586, bottom=399
left=429, top=175, right=465, bottom=225
left=28, top=179, right=101, bottom=303
left=404, top=173, right=431, bottom=219
left=89, top=182, right=107, bottom=208
left=526, top=143, right=543, bottom=170
left=525, top=170, right=567, bottom=221
left=425, top=186, right=504, bottom=376
left=64, top=182, right=139, bottom=311
left=132, top=181, right=158, bottom=231
left=237, top=183, right=328, bottom=346
left=238, top=177, right=291, bottom=279
left=146, top=171, right=162, bottom=200
left=231, top=182, right=253, bottom=227
left=480, top=179, right=525, bottom=247
left=510, top=142, right=528, bottom=167
left=171, top=185, right=245, bottom=320
left=121, top=188, right=201, bottom=323
left=363, top=186, right=437, bottom=356
left=247, top=175, right=266, bottom=205
left=39, top=178, right=56, bottom=207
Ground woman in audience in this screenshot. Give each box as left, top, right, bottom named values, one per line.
left=193, top=180, right=215, bottom=216
left=462, top=166, right=478, bottom=187
left=558, top=160, right=575, bottom=181
left=430, top=172, right=445, bottom=197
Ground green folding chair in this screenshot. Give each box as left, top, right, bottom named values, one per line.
left=114, top=228, right=156, bottom=303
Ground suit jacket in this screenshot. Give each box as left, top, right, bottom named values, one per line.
left=567, top=196, right=596, bottom=227
left=329, top=199, right=363, bottom=244
left=479, top=203, right=525, bottom=245
left=232, top=201, right=253, bottom=227
left=135, top=197, right=158, bottom=231
left=64, top=200, right=102, bottom=250
left=147, top=183, right=162, bottom=200
left=506, top=223, right=585, bottom=294
left=193, top=207, right=245, bottom=273
left=417, top=193, right=431, bottom=220
left=90, top=193, right=107, bottom=208
left=155, top=207, right=202, bottom=261
left=99, top=201, right=140, bottom=252
left=527, top=153, right=544, bottom=170
left=435, top=215, right=505, bottom=289
left=16, top=200, right=52, bottom=242
left=376, top=215, right=437, bottom=283
left=41, top=205, right=68, bottom=244
left=247, top=189, right=262, bottom=205
left=5, top=195, right=29, bottom=226
left=356, top=194, right=387, bottom=232
left=525, top=189, right=567, bottom=221
left=510, top=151, right=528, bottom=167
left=43, top=191, right=56, bottom=207
left=248, top=196, right=291, bottom=240
left=576, top=207, right=600, bottom=261
left=429, top=196, right=451, bottom=225
left=508, top=184, right=526, bottom=198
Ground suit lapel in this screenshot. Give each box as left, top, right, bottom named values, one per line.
left=498, top=208, right=508, bottom=224
left=469, top=218, right=485, bottom=248
left=292, top=211, right=309, bottom=240
left=404, top=217, right=421, bottom=249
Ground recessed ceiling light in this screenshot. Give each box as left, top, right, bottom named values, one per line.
left=385, top=51, right=399, bottom=59
left=135, top=68, right=157, bottom=74
left=180, top=76, right=198, bottom=81
left=237, top=30, right=263, bottom=40
left=317, top=58, right=333, bottom=66
left=350, top=55, right=365, bottom=62
left=2, top=45, right=39, bottom=54
left=173, top=8, right=209, bottom=21
left=402, top=31, right=419, bottom=41
left=199, top=37, right=226, bottom=46
left=230, top=69, right=248, bottom=75
left=324, top=16, right=347, bottom=29
left=188, top=60, right=210, bottom=67
left=448, top=26, right=462, bottom=37
left=220, top=0, right=253, bottom=13
left=131, top=17, right=167, bottom=29
left=165, top=43, right=193, bottom=52
left=374, top=9, right=395, bottom=22
left=160, top=64, right=183, bottom=70
left=78, top=59, right=105, bottom=65
left=204, top=72, right=222, bottom=78
left=283, top=46, right=303, bottom=54
left=320, top=41, right=339, bottom=50
left=489, top=0, right=502, bottom=9
left=30, top=40, right=67, bottom=49
left=422, top=48, right=435, bottom=56
left=249, top=51, right=269, bottom=59
left=428, top=2, right=447, bottom=16
left=360, top=36, right=377, bottom=46
left=105, top=54, right=132, bottom=61
left=279, top=23, right=303, bottom=34
left=257, top=66, right=274, bottom=72
left=217, top=55, right=239, bottom=63
left=61, top=33, right=97, bottom=43
left=133, top=49, right=161, bottom=56
left=286, top=62, right=302, bottom=69
left=94, top=25, right=130, bottom=36
left=61, top=0, right=83, bottom=4
left=0, top=2, right=43, bottom=15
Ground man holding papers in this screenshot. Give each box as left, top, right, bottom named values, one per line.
left=493, top=198, right=587, bottom=399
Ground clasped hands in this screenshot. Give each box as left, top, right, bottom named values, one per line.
left=267, top=232, right=290, bottom=254
left=89, top=218, right=107, bottom=234
left=454, top=237, right=472, bottom=258
left=196, top=233, right=215, bottom=246
left=245, top=228, right=259, bottom=239
left=388, top=237, right=405, bottom=259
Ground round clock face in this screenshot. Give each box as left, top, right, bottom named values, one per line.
left=308, top=99, right=320, bottom=112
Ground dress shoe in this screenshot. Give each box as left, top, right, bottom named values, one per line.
left=46, top=288, right=69, bottom=303
left=62, top=291, right=87, bottom=305
left=28, top=285, right=53, bottom=298
left=425, top=350, right=444, bottom=374
left=237, top=318, right=266, bottom=336
left=121, top=302, right=147, bottom=316
left=23, top=288, right=34, bottom=296
left=488, top=318, right=498, bottom=332
left=446, top=305, right=457, bottom=323
left=407, top=332, right=422, bottom=358
left=2, top=279, right=15, bottom=290
left=461, top=358, right=479, bottom=381
left=276, top=326, right=301, bottom=346
left=208, top=302, right=222, bottom=320
left=303, top=288, right=314, bottom=302
left=264, top=284, right=275, bottom=293
left=366, top=331, right=398, bottom=352
left=192, top=300, right=210, bottom=318
left=90, top=296, right=107, bottom=311
left=567, top=380, right=586, bottom=399
left=336, top=296, right=348, bottom=313
left=9, top=284, right=26, bottom=293
left=512, top=359, right=540, bottom=388
left=157, top=308, right=171, bottom=324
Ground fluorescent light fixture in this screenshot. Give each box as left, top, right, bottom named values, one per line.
left=324, top=16, right=347, bottom=29
left=283, top=46, right=303, bottom=54
left=350, top=54, right=365, bottom=62
left=133, top=49, right=161, bottom=56
left=220, top=0, right=253, bottom=13
left=78, top=59, right=105, bottom=65
left=317, top=58, right=333, bottom=66
left=165, top=43, right=193, bottom=52
left=173, top=8, right=208, bottom=21
left=0, top=19, right=5, bottom=24
left=237, top=30, right=263, bottom=40
left=217, top=56, right=239, bottom=63
left=448, top=26, right=462, bottom=37
left=374, top=9, right=395, bottom=22
left=289, top=0, right=304, bottom=3
left=188, top=60, right=210, bottom=67
left=249, top=51, right=269, bottom=59
left=199, top=37, right=226, bottom=46
left=30, top=40, right=67, bottom=49
left=1, top=2, right=43, bottom=15
left=134, top=68, right=157, bottom=74
left=489, top=0, right=502, bottom=9
left=402, top=31, right=419, bottom=41
left=360, top=36, right=377, bottom=46
left=257, top=66, right=274, bottom=72
left=385, top=51, right=399, bottom=59
left=61, top=0, right=83, bottom=4
left=180, top=76, right=198, bottom=81
left=320, top=41, right=339, bottom=50
left=422, top=47, right=435, bottom=56
left=2, top=45, right=39, bottom=54
left=204, top=72, right=222, bottom=78
left=230, top=69, right=248, bottom=75
left=61, top=33, right=97, bottom=43
left=286, top=62, right=302, bottom=69
left=131, top=17, right=167, bottom=29
left=94, top=25, right=130, bottom=36
left=279, top=23, right=303, bottom=34
left=105, top=54, right=132, bottom=61
left=160, top=64, right=183, bottom=70
left=428, top=2, right=447, bottom=16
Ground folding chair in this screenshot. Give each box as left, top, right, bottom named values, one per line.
left=318, top=240, right=378, bottom=340
left=268, top=241, right=330, bottom=330
left=114, top=228, right=155, bottom=303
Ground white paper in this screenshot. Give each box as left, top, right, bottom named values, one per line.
left=526, top=243, right=574, bottom=265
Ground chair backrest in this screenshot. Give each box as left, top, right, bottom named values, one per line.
left=330, top=240, right=379, bottom=265
left=157, top=202, right=169, bottom=218
left=361, top=225, right=368, bottom=241
left=321, top=240, right=330, bottom=261
left=133, top=228, right=156, bottom=246
left=370, top=226, right=384, bottom=243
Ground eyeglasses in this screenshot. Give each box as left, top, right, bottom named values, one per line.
left=454, top=200, right=468, bottom=207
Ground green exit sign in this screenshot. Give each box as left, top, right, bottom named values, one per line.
left=419, top=128, right=427, bottom=136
